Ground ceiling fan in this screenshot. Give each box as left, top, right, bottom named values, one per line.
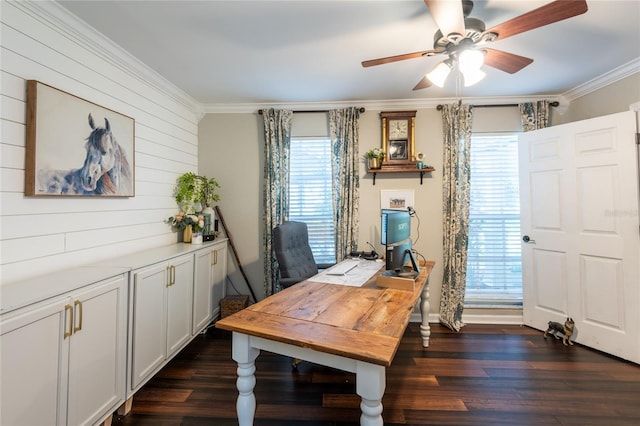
left=361, top=0, right=589, bottom=90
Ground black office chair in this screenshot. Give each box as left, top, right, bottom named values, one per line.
left=273, top=221, right=333, bottom=288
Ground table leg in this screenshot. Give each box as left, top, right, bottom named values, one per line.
left=419, top=276, right=431, bottom=347
left=356, top=361, right=385, bottom=426
left=232, top=332, right=260, bottom=426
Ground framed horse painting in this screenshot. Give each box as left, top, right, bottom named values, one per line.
left=25, top=80, right=135, bottom=197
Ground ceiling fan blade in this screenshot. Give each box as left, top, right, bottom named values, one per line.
left=482, top=48, right=533, bottom=74
left=424, top=0, right=466, bottom=40
left=361, top=50, right=439, bottom=67
left=485, top=0, right=588, bottom=41
left=413, top=75, right=433, bottom=91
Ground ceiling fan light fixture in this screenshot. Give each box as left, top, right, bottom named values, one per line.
left=459, top=49, right=485, bottom=72
left=426, top=61, right=452, bottom=87
left=462, top=67, right=486, bottom=87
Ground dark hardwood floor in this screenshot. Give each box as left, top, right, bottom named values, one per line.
left=113, top=322, right=640, bottom=425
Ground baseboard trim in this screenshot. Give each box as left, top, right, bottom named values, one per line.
left=411, top=312, right=524, bottom=325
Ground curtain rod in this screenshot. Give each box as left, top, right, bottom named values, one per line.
left=436, top=101, right=559, bottom=111
left=258, top=107, right=365, bottom=115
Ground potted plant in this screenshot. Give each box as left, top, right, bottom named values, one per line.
left=174, top=172, right=204, bottom=214
left=364, top=147, right=385, bottom=169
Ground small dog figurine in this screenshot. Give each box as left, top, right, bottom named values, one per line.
left=544, top=317, right=575, bottom=346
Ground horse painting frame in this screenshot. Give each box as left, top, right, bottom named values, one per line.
left=25, top=80, right=135, bottom=197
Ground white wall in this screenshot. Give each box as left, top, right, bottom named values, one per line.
left=0, top=1, right=201, bottom=284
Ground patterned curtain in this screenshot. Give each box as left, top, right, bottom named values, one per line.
left=329, top=108, right=361, bottom=262
left=262, top=108, right=293, bottom=296
left=439, top=103, right=474, bottom=332
left=519, top=101, right=550, bottom=131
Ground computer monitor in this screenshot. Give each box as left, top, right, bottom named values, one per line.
left=381, top=209, right=420, bottom=274
left=381, top=209, right=410, bottom=245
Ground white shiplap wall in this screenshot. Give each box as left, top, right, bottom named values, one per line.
left=0, top=1, right=203, bottom=284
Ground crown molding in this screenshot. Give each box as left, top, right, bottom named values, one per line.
left=561, top=57, right=640, bottom=103
left=23, top=0, right=204, bottom=119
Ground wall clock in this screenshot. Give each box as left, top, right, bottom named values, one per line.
left=380, top=110, right=416, bottom=166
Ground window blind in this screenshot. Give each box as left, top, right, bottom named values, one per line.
left=465, top=134, right=523, bottom=303
left=289, top=138, right=336, bottom=264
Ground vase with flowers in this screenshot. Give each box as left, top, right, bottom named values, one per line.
left=166, top=212, right=206, bottom=243
left=364, top=147, right=385, bottom=169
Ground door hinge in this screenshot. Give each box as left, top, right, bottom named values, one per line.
left=636, top=133, right=640, bottom=145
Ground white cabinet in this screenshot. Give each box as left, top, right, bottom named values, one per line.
left=129, top=254, right=194, bottom=392
left=193, top=240, right=228, bottom=334
left=1, top=274, right=127, bottom=426
left=1, top=240, right=230, bottom=423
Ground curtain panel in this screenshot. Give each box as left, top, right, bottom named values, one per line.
left=329, top=107, right=361, bottom=261
left=262, top=108, right=293, bottom=296
left=439, top=103, right=474, bottom=332
left=519, top=100, right=550, bottom=131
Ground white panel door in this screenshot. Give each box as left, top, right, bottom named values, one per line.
left=520, top=111, right=640, bottom=363
left=211, top=243, right=228, bottom=318
left=131, top=263, right=168, bottom=389
left=193, top=248, right=213, bottom=334
left=166, top=254, right=194, bottom=357
left=66, top=275, right=126, bottom=426
left=1, top=299, right=68, bottom=426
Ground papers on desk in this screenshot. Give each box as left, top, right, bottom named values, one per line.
left=311, top=259, right=383, bottom=287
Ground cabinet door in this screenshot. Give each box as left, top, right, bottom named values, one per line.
left=212, top=243, right=228, bottom=318
left=193, top=248, right=213, bottom=334
left=131, top=262, right=168, bottom=389
left=166, top=254, right=194, bottom=357
left=67, top=275, right=127, bottom=426
left=1, top=298, right=68, bottom=426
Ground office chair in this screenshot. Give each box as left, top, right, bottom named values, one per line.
left=273, top=221, right=333, bottom=288
left=272, top=220, right=334, bottom=369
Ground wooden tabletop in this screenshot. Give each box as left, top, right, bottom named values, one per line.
left=216, top=261, right=434, bottom=367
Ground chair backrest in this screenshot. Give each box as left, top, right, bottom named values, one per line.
left=273, top=221, right=318, bottom=286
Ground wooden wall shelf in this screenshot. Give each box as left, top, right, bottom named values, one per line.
left=367, top=166, right=435, bottom=185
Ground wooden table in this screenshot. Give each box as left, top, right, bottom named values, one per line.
left=216, top=260, right=435, bottom=426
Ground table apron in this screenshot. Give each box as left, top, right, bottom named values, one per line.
left=249, top=334, right=377, bottom=373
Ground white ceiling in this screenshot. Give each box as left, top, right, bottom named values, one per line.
left=58, top=0, right=640, bottom=109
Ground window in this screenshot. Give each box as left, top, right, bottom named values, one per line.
left=289, top=137, right=336, bottom=264
left=465, top=134, right=522, bottom=305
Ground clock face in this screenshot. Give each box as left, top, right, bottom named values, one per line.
left=389, top=119, right=408, bottom=139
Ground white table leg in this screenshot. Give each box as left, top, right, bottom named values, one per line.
left=419, top=275, right=431, bottom=347
left=356, top=361, right=385, bottom=426
left=232, top=332, right=260, bottom=426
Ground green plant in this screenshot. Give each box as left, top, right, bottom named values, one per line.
left=201, top=176, right=221, bottom=207
left=173, top=172, right=221, bottom=213
left=174, top=172, right=203, bottom=214
left=363, top=147, right=385, bottom=159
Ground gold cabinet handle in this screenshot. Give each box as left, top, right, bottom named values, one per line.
left=73, top=300, right=83, bottom=333
left=64, top=304, right=73, bottom=339
left=167, top=265, right=176, bottom=286
left=213, top=249, right=218, bottom=265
